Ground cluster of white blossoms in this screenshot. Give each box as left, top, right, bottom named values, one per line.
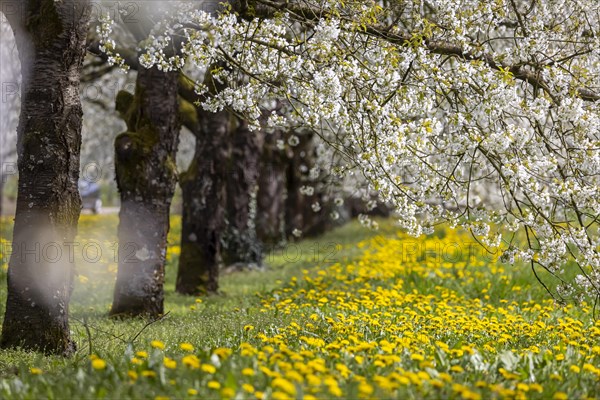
left=114, top=0, right=600, bottom=301
left=96, top=12, right=129, bottom=70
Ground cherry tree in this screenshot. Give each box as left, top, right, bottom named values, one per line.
left=100, top=0, right=600, bottom=302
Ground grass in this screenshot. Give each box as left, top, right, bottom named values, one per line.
left=0, top=215, right=599, bottom=399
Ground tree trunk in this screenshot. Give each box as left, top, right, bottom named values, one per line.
left=256, top=129, right=287, bottom=246
left=110, top=66, right=179, bottom=317
left=176, top=68, right=232, bottom=296
left=222, top=119, right=263, bottom=266
left=0, top=0, right=90, bottom=355
left=176, top=109, right=231, bottom=295
left=284, top=132, right=331, bottom=238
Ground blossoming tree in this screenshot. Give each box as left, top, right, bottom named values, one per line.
left=104, top=0, right=600, bottom=301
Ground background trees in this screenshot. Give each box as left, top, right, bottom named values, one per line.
left=140, top=0, right=600, bottom=302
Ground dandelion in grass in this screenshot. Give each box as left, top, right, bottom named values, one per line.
left=91, top=359, right=106, bottom=370
left=150, top=340, right=165, bottom=350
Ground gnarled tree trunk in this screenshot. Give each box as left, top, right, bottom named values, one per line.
left=0, top=0, right=90, bottom=355
left=110, top=66, right=179, bottom=317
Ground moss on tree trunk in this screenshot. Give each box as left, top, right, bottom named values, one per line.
left=110, top=66, right=179, bottom=318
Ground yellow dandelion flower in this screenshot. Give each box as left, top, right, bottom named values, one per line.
left=431, top=379, right=444, bottom=388
left=583, top=363, right=597, bottom=373
left=136, top=351, right=148, bottom=358
left=462, top=390, right=481, bottom=400
left=529, top=384, right=543, bottom=393
left=516, top=383, right=529, bottom=392
left=163, top=357, right=177, bottom=369
left=151, top=340, right=165, bottom=350
left=187, top=388, right=198, bottom=396
left=328, top=384, right=343, bottom=397
left=127, top=370, right=138, bottom=381
left=207, top=380, right=221, bottom=390
left=569, top=365, right=580, bottom=373
left=201, top=363, right=216, bottom=374
left=272, top=391, right=291, bottom=400
left=30, top=367, right=43, bottom=375
left=142, top=370, right=156, bottom=378
left=213, top=347, right=233, bottom=359
left=358, top=382, right=374, bottom=395
left=180, top=342, right=194, bottom=352
left=553, top=392, right=568, bottom=400
left=182, top=355, right=200, bottom=369
left=244, top=325, right=255, bottom=331
left=131, top=357, right=142, bottom=365
left=91, top=359, right=107, bottom=370
left=272, top=378, right=297, bottom=396
left=242, top=383, right=255, bottom=393
left=242, top=367, right=255, bottom=376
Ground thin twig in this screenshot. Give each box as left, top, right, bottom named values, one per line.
left=128, top=311, right=171, bottom=344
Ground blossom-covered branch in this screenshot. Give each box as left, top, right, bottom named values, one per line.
left=120, top=0, right=600, bottom=302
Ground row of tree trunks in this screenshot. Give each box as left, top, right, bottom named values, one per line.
left=0, top=0, right=90, bottom=355
left=110, top=66, right=180, bottom=317
left=0, top=0, right=386, bottom=354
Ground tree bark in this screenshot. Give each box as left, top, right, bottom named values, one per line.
left=256, top=129, right=287, bottom=246
left=110, top=66, right=179, bottom=317
left=222, top=119, right=263, bottom=266
left=284, top=132, right=331, bottom=238
left=0, top=0, right=90, bottom=355
left=176, top=108, right=231, bottom=295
